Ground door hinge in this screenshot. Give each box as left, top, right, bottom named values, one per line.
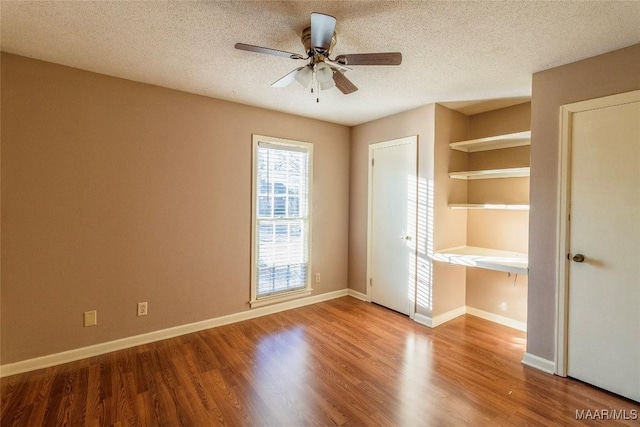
left=372, top=158, right=375, bottom=167
left=369, top=278, right=373, bottom=287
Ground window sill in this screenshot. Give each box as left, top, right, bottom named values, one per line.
left=250, top=289, right=312, bottom=308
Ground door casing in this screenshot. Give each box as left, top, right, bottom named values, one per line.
left=366, top=136, right=418, bottom=319
left=555, top=89, right=640, bottom=376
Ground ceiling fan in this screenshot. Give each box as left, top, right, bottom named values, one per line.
left=235, top=12, right=402, bottom=101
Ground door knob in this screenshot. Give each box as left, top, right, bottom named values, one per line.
left=572, top=254, right=586, bottom=263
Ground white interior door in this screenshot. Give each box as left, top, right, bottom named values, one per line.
left=368, top=137, right=417, bottom=316
left=566, top=93, right=640, bottom=401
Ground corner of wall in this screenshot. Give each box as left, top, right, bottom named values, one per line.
left=430, top=105, right=469, bottom=317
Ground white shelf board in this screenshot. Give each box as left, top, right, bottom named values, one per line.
left=450, top=131, right=531, bottom=152
left=431, top=246, right=528, bottom=275
left=448, top=203, right=529, bottom=211
left=449, top=167, right=530, bottom=180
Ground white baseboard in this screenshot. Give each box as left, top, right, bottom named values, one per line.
left=414, top=306, right=527, bottom=333
left=0, top=291, right=533, bottom=378
left=413, top=313, right=433, bottom=327
left=0, top=289, right=351, bottom=378
left=465, top=307, right=527, bottom=332
left=413, top=306, right=466, bottom=328
left=522, top=352, right=556, bottom=374
left=347, top=288, right=368, bottom=301
left=433, top=306, right=467, bottom=327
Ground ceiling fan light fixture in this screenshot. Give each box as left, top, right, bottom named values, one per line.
left=319, top=78, right=335, bottom=91
left=295, top=66, right=313, bottom=87
left=320, top=79, right=336, bottom=90
left=315, top=62, right=333, bottom=83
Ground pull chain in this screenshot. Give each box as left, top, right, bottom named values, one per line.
left=308, top=64, right=321, bottom=103
left=310, top=66, right=315, bottom=94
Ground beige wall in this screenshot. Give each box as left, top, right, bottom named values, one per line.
left=433, top=105, right=468, bottom=251
left=349, top=104, right=435, bottom=297
left=463, top=103, right=530, bottom=323
left=468, top=102, right=531, bottom=138
left=464, top=104, right=530, bottom=253
left=528, top=44, right=640, bottom=361
left=466, top=269, right=528, bottom=323
left=431, top=105, right=468, bottom=316
left=349, top=101, right=528, bottom=322
left=0, top=53, right=350, bottom=364
left=4, top=43, right=638, bottom=367
left=0, top=53, right=3, bottom=358
left=349, top=104, right=469, bottom=318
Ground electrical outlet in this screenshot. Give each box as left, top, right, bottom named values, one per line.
left=84, top=310, right=97, bottom=327
left=137, top=302, right=148, bottom=317
left=315, top=273, right=321, bottom=283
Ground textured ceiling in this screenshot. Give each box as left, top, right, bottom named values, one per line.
left=1, top=1, right=639, bottom=126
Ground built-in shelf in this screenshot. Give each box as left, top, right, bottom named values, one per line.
left=449, top=167, right=530, bottom=180
left=431, top=246, right=528, bottom=275
left=449, top=131, right=531, bottom=152
left=447, top=203, right=529, bottom=210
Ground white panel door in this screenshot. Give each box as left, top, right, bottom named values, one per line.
left=369, top=137, right=417, bottom=315
left=567, top=94, right=640, bottom=401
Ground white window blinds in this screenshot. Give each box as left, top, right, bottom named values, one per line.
left=253, top=139, right=311, bottom=299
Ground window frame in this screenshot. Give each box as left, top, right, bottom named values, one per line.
left=250, top=134, right=313, bottom=308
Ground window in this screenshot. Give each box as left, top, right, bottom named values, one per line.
left=251, top=135, right=312, bottom=307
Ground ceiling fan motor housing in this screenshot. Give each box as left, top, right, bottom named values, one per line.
left=301, top=26, right=337, bottom=55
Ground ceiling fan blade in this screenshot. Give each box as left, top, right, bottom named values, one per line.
left=333, top=71, right=358, bottom=94
left=310, top=12, right=336, bottom=52
left=271, top=67, right=305, bottom=88
left=235, top=43, right=304, bottom=60
left=324, top=58, right=352, bottom=72
left=335, top=52, right=402, bottom=66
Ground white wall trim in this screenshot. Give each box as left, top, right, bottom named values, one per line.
left=0, top=289, right=350, bottom=378
left=413, top=306, right=466, bottom=328
left=249, top=290, right=312, bottom=308
left=432, top=306, right=467, bottom=327
left=522, top=352, right=556, bottom=374
left=1, top=291, right=535, bottom=378
left=366, top=136, right=418, bottom=312
left=347, top=288, right=368, bottom=301
left=432, top=306, right=467, bottom=328
left=555, top=90, right=640, bottom=377
left=413, top=313, right=434, bottom=328
left=250, top=134, right=314, bottom=306
left=555, top=99, right=573, bottom=377
left=414, top=306, right=526, bottom=332
left=465, top=307, right=527, bottom=332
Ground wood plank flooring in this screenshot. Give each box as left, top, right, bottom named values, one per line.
left=1, top=297, right=638, bottom=426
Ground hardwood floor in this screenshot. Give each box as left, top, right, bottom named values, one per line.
left=1, top=296, right=638, bottom=426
